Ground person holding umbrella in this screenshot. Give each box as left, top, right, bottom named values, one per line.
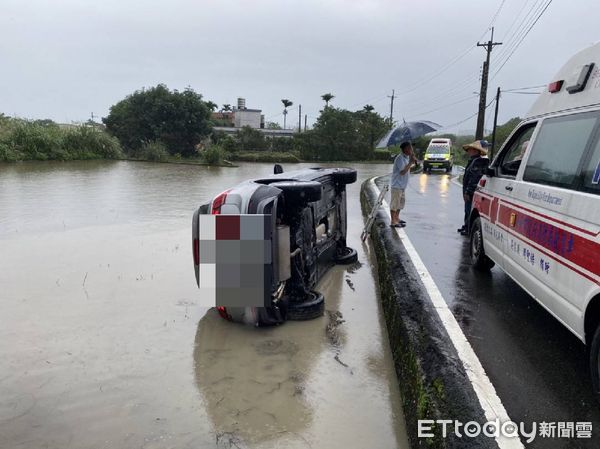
left=375, top=120, right=442, bottom=228
left=458, top=140, right=490, bottom=236
left=390, top=141, right=417, bottom=227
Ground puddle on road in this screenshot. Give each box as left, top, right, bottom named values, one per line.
left=0, top=161, right=408, bottom=449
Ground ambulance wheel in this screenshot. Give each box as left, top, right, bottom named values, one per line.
left=335, top=246, right=358, bottom=265
left=589, top=324, right=600, bottom=403
left=470, top=217, right=495, bottom=271
left=287, top=291, right=325, bottom=321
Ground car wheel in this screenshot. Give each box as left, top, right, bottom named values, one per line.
left=590, top=324, right=600, bottom=402
left=446, top=165, right=452, bottom=173
left=271, top=180, right=322, bottom=203
left=335, top=246, right=358, bottom=264
left=287, top=291, right=325, bottom=321
left=470, top=217, right=495, bottom=270
left=331, top=168, right=357, bottom=185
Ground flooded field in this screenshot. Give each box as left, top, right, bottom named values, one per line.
left=0, top=161, right=408, bottom=449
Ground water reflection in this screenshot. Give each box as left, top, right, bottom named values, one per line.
left=193, top=262, right=346, bottom=446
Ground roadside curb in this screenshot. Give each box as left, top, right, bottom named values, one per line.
left=361, top=177, right=496, bottom=449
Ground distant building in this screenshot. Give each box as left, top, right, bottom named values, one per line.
left=211, top=111, right=234, bottom=127
left=234, top=108, right=263, bottom=128
left=211, top=97, right=265, bottom=129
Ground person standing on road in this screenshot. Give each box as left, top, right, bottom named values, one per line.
left=458, top=140, right=489, bottom=236
left=390, top=141, right=417, bottom=228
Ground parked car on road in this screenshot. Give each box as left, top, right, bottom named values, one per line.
left=192, top=166, right=358, bottom=326
left=469, top=43, right=600, bottom=399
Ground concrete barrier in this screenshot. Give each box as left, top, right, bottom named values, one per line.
left=361, top=177, right=495, bottom=449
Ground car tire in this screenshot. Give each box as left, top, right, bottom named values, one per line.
left=470, top=217, right=495, bottom=270
left=331, top=168, right=357, bottom=185
left=271, top=180, right=322, bottom=203
left=287, top=291, right=325, bottom=321
left=446, top=165, right=452, bottom=173
left=335, top=246, right=358, bottom=264
left=590, top=324, right=600, bottom=402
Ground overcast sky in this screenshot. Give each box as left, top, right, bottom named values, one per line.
left=1, top=0, right=598, bottom=134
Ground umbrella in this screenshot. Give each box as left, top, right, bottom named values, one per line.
left=375, top=120, right=442, bottom=148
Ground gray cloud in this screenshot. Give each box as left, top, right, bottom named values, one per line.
left=1, top=0, right=597, bottom=133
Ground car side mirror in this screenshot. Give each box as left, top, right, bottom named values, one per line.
left=485, top=167, right=496, bottom=177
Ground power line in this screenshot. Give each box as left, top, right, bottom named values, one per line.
left=442, top=97, right=495, bottom=130
left=502, top=84, right=545, bottom=91
left=490, top=0, right=554, bottom=80
left=500, top=0, right=533, bottom=42
left=409, top=94, right=479, bottom=119
left=494, top=0, right=546, bottom=62
left=393, top=0, right=508, bottom=98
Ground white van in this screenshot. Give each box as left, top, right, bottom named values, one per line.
left=423, top=138, right=453, bottom=173
left=469, top=43, right=600, bottom=397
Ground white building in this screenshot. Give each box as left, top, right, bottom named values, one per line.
left=233, top=108, right=263, bottom=129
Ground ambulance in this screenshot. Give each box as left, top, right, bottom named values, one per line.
left=423, top=138, right=454, bottom=173
left=469, top=43, right=600, bottom=397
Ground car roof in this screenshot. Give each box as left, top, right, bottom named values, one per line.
left=527, top=42, right=600, bottom=119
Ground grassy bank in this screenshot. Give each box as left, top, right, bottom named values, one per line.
left=0, top=119, right=123, bottom=162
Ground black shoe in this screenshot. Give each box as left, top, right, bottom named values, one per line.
left=400, top=220, right=406, bottom=225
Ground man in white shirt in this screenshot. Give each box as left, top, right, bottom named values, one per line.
left=390, top=141, right=417, bottom=227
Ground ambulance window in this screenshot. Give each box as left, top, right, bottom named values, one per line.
left=581, top=136, right=600, bottom=194
left=497, top=124, right=536, bottom=177
left=523, top=113, right=598, bottom=190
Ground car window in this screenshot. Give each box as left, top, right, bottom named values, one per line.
left=523, top=113, right=599, bottom=189
left=427, top=145, right=449, bottom=154
left=496, top=124, right=536, bottom=177
left=581, top=134, right=600, bottom=195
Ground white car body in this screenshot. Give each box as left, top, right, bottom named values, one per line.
left=472, top=42, right=600, bottom=344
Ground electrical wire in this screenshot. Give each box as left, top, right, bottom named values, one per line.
left=441, top=97, right=495, bottom=130
left=393, top=0, right=507, bottom=98
left=502, top=84, right=545, bottom=91
left=490, top=0, right=554, bottom=81
left=409, top=95, right=479, bottom=119
left=493, top=0, right=547, bottom=63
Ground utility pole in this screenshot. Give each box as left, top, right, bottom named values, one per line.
left=491, top=87, right=501, bottom=159
left=388, top=89, right=395, bottom=124
left=476, top=28, right=502, bottom=139
left=304, top=114, right=307, bottom=132
left=298, top=105, right=302, bottom=132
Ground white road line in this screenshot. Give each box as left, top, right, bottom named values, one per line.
left=370, top=177, right=524, bottom=449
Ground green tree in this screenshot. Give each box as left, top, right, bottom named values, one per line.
left=237, top=126, right=267, bottom=151
left=321, top=93, right=335, bottom=107
left=222, top=104, right=232, bottom=112
left=485, top=117, right=521, bottom=154
left=205, top=101, right=218, bottom=112
left=103, top=84, right=212, bottom=157
left=356, top=106, right=390, bottom=151
left=266, top=121, right=282, bottom=130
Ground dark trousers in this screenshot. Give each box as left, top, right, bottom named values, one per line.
left=463, top=195, right=472, bottom=231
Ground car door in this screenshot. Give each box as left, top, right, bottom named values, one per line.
left=481, top=122, right=537, bottom=268
left=502, top=111, right=600, bottom=335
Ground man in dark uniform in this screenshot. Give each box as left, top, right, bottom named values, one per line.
left=458, top=140, right=490, bottom=236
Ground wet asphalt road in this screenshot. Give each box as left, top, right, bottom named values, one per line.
left=379, top=168, right=600, bottom=448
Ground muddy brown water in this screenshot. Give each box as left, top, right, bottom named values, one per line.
left=0, top=161, right=408, bottom=449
